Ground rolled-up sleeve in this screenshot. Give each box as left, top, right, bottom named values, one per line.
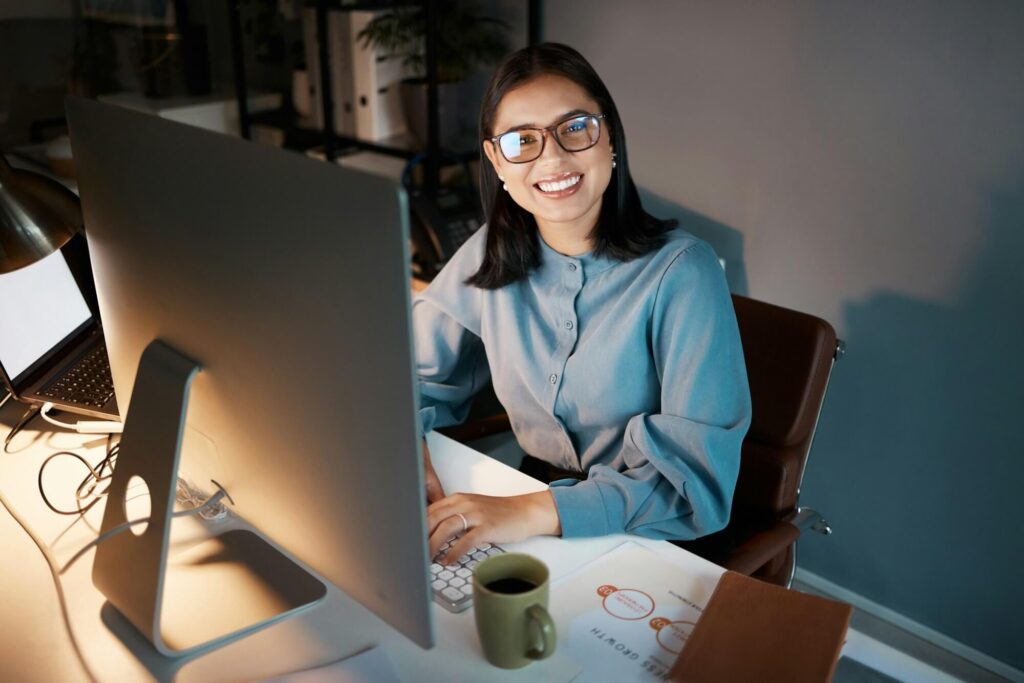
left=549, top=242, right=751, bottom=540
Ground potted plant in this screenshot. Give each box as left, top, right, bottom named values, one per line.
left=357, top=2, right=509, bottom=149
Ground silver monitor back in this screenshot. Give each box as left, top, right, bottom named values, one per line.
left=66, top=97, right=434, bottom=648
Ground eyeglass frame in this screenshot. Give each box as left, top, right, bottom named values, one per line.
left=485, top=113, right=608, bottom=164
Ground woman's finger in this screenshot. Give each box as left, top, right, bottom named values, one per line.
left=444, top=527, right=487, bottom=566
left=428, top=514, right=467, bottom=560
left=426, top=493, right=468, bottom=533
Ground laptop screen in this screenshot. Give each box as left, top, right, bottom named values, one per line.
left=0, top=250, right=92, bottom=380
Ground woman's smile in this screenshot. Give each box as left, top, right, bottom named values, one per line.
left=534, top=172, right=584, bottom=198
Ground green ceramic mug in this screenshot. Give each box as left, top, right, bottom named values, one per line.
left=472, top=552, right=556, bottom=669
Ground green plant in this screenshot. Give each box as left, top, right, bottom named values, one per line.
left=357, top=2, right=509, bottom=83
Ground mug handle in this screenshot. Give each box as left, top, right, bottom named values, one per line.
left=525, top=604, right=556, bottom=661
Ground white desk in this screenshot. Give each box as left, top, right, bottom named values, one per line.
left=0, top=400, right=726, bottom=682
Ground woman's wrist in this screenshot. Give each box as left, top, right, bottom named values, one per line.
left=523, top=490, right=562, bottom=537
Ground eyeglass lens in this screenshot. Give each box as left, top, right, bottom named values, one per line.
left=498, top=115, right=601, bottom=163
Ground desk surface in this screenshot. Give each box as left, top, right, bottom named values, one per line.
left=0, top=400, right=725, bottom=682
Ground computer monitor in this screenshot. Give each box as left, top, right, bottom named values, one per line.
left=65, top=97, right=434, bottom=655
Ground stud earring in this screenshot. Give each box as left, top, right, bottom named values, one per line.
left=499, top=175, right=508, bottom=191
left=611, top=151, right=617, bottom=169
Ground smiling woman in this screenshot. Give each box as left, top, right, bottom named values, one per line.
left=414, top=43, right=752, bottom=566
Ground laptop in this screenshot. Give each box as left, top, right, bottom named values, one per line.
left=0, top=247, right=119, bottom=420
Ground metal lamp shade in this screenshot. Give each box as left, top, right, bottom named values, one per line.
left=0, top=154, right=82, bottom=274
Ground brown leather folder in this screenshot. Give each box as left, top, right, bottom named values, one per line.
left=670, top=571, right=852, bottom=683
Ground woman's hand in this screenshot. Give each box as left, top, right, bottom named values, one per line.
left=423, top=440, right=445, bottom=504
left=427, top=490, right=562, bottom=564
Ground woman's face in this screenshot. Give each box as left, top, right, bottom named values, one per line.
left=483, top=74, right=614, bottom=239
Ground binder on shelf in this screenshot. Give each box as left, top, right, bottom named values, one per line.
left=337, top=151, right=407, bottom=180
left=301, top=7, right=356, bottom=136
left=349, top=10, right=407, bottom=142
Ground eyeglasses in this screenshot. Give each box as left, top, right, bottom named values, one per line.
left=488, top=114, right=606, bottom=164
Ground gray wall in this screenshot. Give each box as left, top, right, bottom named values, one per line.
left=546, top=0, right=1024, bottom=671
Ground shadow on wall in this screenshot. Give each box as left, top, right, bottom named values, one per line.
left=638, top=188, right=749, bottom=296
left=799, top=182, right=1024, bottom=670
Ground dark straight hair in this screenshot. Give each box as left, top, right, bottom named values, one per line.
left=466, top=42, right=676, bottom=289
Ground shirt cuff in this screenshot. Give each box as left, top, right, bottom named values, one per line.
left=548, top=479, right=626, bottom=538
left=418, top=405, right=437, bottom=437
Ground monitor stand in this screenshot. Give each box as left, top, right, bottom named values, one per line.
left=92, top=340, right=327, bottom=657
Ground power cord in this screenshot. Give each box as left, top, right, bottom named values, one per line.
left=0, top=389, right=11, bottom=409
left=4, top=402, right=42, bottom=453
left=40, top=402, right=123, bottom=434
left=37, top=436, right=119, bottom=517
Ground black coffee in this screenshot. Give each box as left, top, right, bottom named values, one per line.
left=485, top=577, right=537, bottom=594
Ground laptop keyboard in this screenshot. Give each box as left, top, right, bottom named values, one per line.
left=431, top=537, right=505, bottom=613
left=38, top=343, right=115, bottom=408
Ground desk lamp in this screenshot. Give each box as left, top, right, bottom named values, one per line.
left=0, top=153, right=82, bottom=274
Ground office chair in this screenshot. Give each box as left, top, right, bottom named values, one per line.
left=439, top=294, right=843, bottom=588
left=673, top=295, right=842, bottom=586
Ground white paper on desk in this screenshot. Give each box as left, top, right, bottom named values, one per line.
left=552, top=542, right=720, bottom=683
left=259, top=646, right=401, bottom=683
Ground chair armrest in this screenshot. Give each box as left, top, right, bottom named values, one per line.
left=722, top=521, right=801, bottom=576
left=436, top=413, right=512, bottom=444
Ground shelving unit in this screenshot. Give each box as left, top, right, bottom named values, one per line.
left=227, top=0, right=541, bottom=193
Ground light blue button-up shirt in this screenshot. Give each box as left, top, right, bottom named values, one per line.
left=414, top=226, right=751, bottom=540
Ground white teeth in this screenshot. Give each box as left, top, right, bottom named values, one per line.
left=537, top=175, right=581, bottom=193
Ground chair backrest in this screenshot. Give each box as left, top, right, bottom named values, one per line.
left=729, top=295, right=838, bottom=524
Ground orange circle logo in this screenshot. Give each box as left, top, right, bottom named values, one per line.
left=601, top=588, right=655, bottom=620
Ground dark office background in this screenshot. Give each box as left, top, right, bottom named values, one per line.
left=546, top=0, right=1024, bottom=673
left=2, top=0, right=1021, bottom=674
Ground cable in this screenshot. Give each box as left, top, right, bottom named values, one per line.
left=37, top=443, right=118, bottom=517
left=4, top=402, right=41, bottom=453
left=0, top=389, right=12, bottom=409
left=0, top=487, right=99, bottom=683
left=40, top=402, right=123, bottom=434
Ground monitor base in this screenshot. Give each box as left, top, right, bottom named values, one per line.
left=93, top=340, right=326, bottom=657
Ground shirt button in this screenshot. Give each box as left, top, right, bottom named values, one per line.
left=564, top=320, right=574, bottom=330
left=549, top=373, right=558, bottom=384
left=568, top=263, right=577, bottom=271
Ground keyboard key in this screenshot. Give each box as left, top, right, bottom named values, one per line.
left=455, top=568, right=472, bottom=578
left=430, top=563, right=443, bottom=575
left=485, top=547, right=502, bottom=556
left=438, top=569, right=455, bottom=581
left=471, top=551, right=488, bottom=561
left=441, top=587, right=464, bottom=602
left=460, top=584, right=474, bottom=596
left=432, top=579, right=446, bottom=591
left=450, top=577, right=466, bottom=588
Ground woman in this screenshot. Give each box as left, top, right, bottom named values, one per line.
left=417, top=43, right=751, bottom=564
